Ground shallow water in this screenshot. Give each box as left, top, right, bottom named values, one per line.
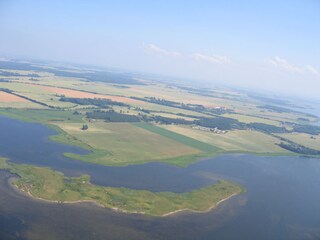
left=1, top=115, right=320, bottom=239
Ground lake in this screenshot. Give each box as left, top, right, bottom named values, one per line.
left=1, top=115, right=320, bottom=239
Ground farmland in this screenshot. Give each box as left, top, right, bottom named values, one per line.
left=0, top=59, right=319, bottom=218
left=0, top=60, right=319, bottom=166
left=160, top=125, right=290, bottom=154
left=54, top=121, right=202, bottom=166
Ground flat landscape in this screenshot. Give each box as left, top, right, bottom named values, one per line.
left=0, top=59, right=319, bottom=217
left=1, top=60, right=319, bottom=164
left=55, top=121, right=202, bottom=165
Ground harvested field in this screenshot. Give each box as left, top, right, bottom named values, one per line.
left=0, top=91, right=29, bottom=102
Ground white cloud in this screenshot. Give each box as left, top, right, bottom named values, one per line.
left=266, top=56, right=320, bottom=78
left=306, top=65, right=320, bottom=76
left=265, top=56, right=304, bottom=74
left=143, top=43, right=181, bottom=57
left=192, top=53, right=231, bottom=64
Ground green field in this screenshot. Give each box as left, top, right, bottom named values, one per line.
left=135, top=123, right=220, bottom=153
left=0, top=158, right=243, bottom=217
left=161, top=125, right=291, bottom=154
left=54, top=121, right=202, bottom=166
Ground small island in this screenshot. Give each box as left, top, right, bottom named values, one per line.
left=0, top=157, right=243, bottom=217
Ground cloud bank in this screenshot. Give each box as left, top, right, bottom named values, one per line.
left=266, top=56, right=319, bottom=77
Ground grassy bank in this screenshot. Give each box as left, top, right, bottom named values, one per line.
left=0, top=158, right=243, bottom=217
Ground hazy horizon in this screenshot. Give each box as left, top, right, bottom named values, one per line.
left=1, top=0, right=319, bottom=99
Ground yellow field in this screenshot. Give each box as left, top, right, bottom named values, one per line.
left=160, top=125, right=289, bottom=154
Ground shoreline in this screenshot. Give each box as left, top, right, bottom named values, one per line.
left=161, top=192, right=240, bottom=217
left=8, top=176, right=241, bottom=217
left=8, top=176, right=106, bottom=208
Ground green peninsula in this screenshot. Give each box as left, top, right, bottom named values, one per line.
left=0, top=158, right=243, bottom=217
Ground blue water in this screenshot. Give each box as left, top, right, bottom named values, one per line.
left=1, top=115, right=320, bottom=239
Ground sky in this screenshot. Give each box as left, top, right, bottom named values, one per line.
left=0, top=0, right=319, bottom=99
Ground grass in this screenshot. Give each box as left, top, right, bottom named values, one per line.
left=53, top=121, right=202, bottom=166
left=0, top=158, right=243, bottom=217
left=134, top=123, right=220, bottom=153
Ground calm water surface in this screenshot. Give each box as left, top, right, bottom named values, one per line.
left=1, top=115, right=320, bottom=240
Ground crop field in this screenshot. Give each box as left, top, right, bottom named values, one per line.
left=160, top=125, right=290, bottom=154
left=0, top=90, right=27, bottom=102
left=276, top=133, right=320, bottom=151
left=53, top=121, right=201, bottom=165
left=0, top=89, right=44, bottom=108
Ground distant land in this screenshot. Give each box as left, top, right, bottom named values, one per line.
left=0, top=59, right=319, bottom=215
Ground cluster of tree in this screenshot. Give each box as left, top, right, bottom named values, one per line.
left=297, top=117, right=310, bottom=122
left=131, top=96, right=234, bottom=116
left=60, top=97, right=128, bottom=107
left=112, top=84, right=130, bottom=89
left=195, top=117, right=245, bottom=130
left=257, top=104, right=295, bottom=113
left=292, top=124, right=320, bottom=135
left=0, top=88, right=13, bottom=93
left=278, top=142, right=320, bottom=155
left=249, top=94, right=290, bottom=105
left=149, top=115, right=192, bottom=125
left=209, top=107, right=234, bottom=115
left=0, top=70, right=39, bottom=77
left=175, top=86, right=214, bottom=98
left=81, top=124, right=89, bottom=130
left=145, top=97, right=178, bottom=106
left=134, top=107, right=151, bottom=114
left=86, top=110, right=140, bottom=122
left=247, top=122, right=288, bottom=133
left=132, top=96, right=224, bottom=114
left=0, top=78, right=11, bottom=82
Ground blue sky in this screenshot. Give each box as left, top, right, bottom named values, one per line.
left=0, top=1, right=319, bottom=98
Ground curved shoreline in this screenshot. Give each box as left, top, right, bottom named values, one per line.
left=8, top=176, right=106, bottom=208
left=161, top=192, right=240, bottom=217
left=8, top=176, right=241, bottom=217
